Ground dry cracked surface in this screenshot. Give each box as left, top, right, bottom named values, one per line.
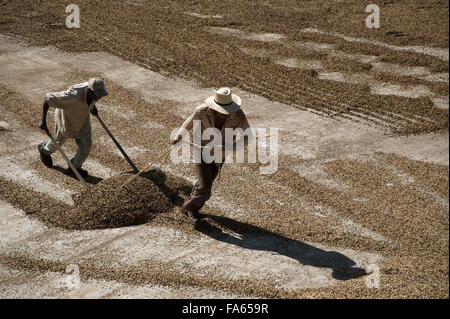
left=0, top=1, right=448, bottom=298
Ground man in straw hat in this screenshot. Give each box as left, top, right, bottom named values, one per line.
left=172, top=87, right=253, bottom=225
left=37, top=77, right=108, bottom=177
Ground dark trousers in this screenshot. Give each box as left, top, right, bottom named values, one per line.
left=182, top=161, right=220, bottom=214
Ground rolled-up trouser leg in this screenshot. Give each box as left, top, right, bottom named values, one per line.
left=71, top=132, right=92, bottom=169
left=182, top=161, right=219, bottom=214
left=40, top=128, right=67, bottom=155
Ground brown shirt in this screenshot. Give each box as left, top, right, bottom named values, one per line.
left=176, top=104, right=253, bottom=163
left=177, top=104, right=251, bottom=145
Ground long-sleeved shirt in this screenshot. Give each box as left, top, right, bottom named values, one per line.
left=45, top=82, right=96, bottom=138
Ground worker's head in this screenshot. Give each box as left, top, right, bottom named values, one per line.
left=88, top=77, right=108, bottom=100
left=205, top=87, right=241, bottom=115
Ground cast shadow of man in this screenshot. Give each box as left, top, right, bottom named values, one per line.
left=195, top=214, right=368, bottom=281
left=141, top=169, right=191, bottom=207
left=139, top=169, right=367, bottom=281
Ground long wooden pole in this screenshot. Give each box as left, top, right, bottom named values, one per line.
left=95, top=114, right=139, bottom=173
left=41, top=126, right=88, bottom=188
left=120, top=145, right=173, bottom=189
left=119, top=141, right=207, bottom=189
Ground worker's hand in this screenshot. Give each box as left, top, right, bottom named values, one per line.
left=171, top=135, right=182, bottom=145
left=90, top=105, right=98, bottom=116
left=37, top=119, right=49, bottom=133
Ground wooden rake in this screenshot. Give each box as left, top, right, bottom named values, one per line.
left=120, top=145, right=173, bottom=189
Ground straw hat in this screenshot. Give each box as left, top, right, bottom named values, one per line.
left=205, top=87, right=241, bottom=114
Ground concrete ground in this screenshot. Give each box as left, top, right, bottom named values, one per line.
left=0, top=25, right=448, bottom=298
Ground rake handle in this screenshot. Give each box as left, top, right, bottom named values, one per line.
left=95, top=114, right=139, bottom=173
left=120, top=145, right=173, bottom=189
left=119, top=141, right=209, bottom=189
left=41, top=126, right=89, bottom=188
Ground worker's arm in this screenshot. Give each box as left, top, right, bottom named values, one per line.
left=87, top=88, right=99, bottom=117
left=37, top=100, right=50, bottom=132
left=234, top=131, right=254, bottom=150
left=231, top=114, right=254, bottom=150
left=172, top=110, right=196, bottom=144
left=90, top=104, right=99, bottom=116
left=38, top=89, right=78, bottom=132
